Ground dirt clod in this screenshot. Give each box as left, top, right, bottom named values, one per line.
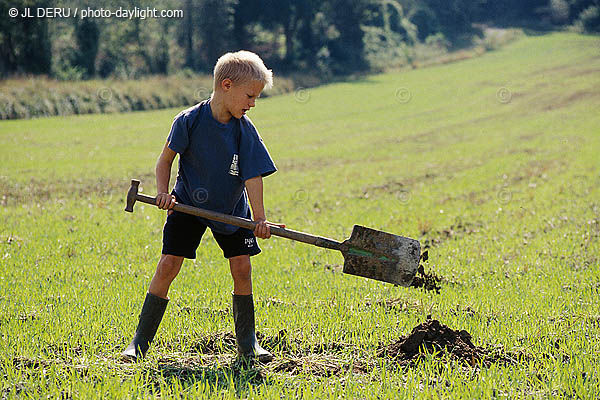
left=410, top=264, right=442, bottom=293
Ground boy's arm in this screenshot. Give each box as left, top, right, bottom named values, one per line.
left=155, top=142, right=177, bottom=211
left=245, top=175, right=285, bottom=239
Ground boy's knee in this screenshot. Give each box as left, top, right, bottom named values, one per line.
left=156, top=255, right=183, bottom=280
left=229, top=256, right=252, bottom=280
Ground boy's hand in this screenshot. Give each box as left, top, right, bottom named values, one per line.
left=253, top=218, right=285, bottom=239
left=156, top=192, right=176, bottom=214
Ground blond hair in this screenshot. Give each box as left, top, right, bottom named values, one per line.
left=213, top=51, right=273, bottom=91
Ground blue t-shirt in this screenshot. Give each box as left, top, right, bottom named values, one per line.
left=167, top=99, right=277, bottom=234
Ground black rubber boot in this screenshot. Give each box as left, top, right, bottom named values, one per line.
left=232, top=294, right=273, bottom=363
left=121, top=292, right=169, bottom=361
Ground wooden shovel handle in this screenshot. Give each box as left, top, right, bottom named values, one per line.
left=134, top=193, right=342, bottom=251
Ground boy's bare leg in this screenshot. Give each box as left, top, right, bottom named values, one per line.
left=229, top=255, right=272, bottom=363
left=149, top=254, right=185, bottom=298
left=122, top=254, right=183, bottom=360
left=229, top=255, right=252, bottom=295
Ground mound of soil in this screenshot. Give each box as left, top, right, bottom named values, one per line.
left=377, top=318, right=515, bottom=366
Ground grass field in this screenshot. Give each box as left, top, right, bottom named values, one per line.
left=1, top=32, right=599, bottom=399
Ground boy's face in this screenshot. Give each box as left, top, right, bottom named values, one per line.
left=221, top=79, right=265, bottom=120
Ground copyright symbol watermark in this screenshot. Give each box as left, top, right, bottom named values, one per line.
left=496, top=87, right=512, bottom=104
left=192, top=188, right=209, bottom=204
left=395, top=87, right=411, bottom=103
left=9, top=8, right=18, bottom=17
left=101, top=189, right=114, bottom=204
left=496, top=188, right=512, bottom=205
left=97, top=87, right=113, bottom=102
left=293, top=189, right=308, bottom=203
left=397, top=189, right=411, bottom=204
left=194, top=87, right=211, bottom=101
left=294, top=87, right=310, bottom=104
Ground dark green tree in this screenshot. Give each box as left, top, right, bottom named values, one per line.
left=197, top=0, right=237, bottom=70
left=419, top=0, right=478, bottom=43
left=474, top=0, right=548, bottom=23
left=182, top=0, right=196, bottom=69
left=0, top=0, right=52, bottom=75
left=74, top=18, right=99, bottom=77
left=154, top=24, right=170, bottom=75
left=323, top=0, right=370, bottom=73
left=294, top=0, right=320, bottom=66
left=232, top=0, right=261, bottom=50
left=257, top=0, right=319, bottom=67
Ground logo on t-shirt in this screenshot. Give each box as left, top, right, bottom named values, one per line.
left=229, top=154, right=239, bottom=176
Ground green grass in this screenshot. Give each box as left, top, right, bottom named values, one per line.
left=1, top=32, right=599, bottom=399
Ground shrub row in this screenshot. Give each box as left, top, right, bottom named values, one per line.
left=0, top=73, right=296, bottom=120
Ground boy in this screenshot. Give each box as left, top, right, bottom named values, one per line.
left=122, top=51, right=283, bottom=363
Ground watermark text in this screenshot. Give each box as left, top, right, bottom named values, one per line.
left=9, top=7, right=184, bottom=20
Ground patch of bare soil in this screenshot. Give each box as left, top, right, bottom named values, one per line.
left=192, top=332, right=236, bottom=354
left=272, top=354, right=370, bottom=377
left=190, top=330, right=292, bottom=357
left=261, top=331, right=373, bottom=377
left=364, top=298, right=423, bottom=312
left=12, top=357, right=47, bottom=369
left=420, top=221, right=480, bottom=250
left=377, top=318, right=523, bottom=367
left=542, top=88, right=600, bottom=111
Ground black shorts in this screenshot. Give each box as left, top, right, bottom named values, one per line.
left=162, top=210, right=261, bottom=259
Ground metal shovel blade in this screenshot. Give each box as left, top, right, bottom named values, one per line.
left=341, top=225, right=420, bottom=286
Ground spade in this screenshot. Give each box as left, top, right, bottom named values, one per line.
left=125, top=179, right=420, bottom=286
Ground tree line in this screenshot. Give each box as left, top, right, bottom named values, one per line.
left=1, top=0, right=598, bottom=79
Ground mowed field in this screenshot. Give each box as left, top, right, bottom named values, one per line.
left=1, top=32, right=599, bottom=399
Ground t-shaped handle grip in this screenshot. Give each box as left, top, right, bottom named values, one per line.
left=125, top=179, right=141, bottom=212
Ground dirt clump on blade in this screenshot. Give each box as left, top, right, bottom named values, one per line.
left=378, top=318, right=517, bottom=366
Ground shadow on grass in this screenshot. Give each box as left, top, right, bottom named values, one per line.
left=156, top=359, right=271, bottom=396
